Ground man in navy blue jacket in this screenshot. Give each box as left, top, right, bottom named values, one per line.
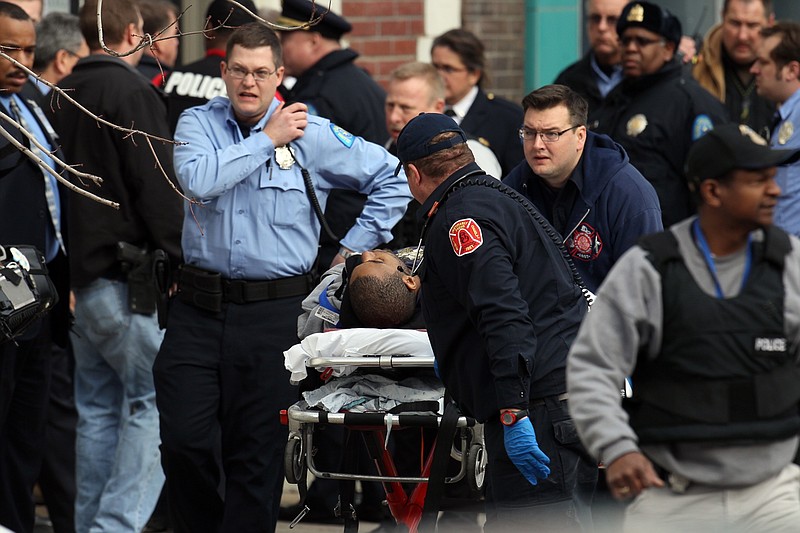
left=504, top=84, right=662, bottom=292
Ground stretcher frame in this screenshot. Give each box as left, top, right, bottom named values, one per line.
left=281, top=354, right=486, bottom=532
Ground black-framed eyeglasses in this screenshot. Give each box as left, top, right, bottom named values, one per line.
left=619, top=35, right=665, bottom=48
left=433, top=63, right=468, bottom=75
left=226, top=65, right=277, bottom=82
left=588, top=14, right=618, bottom=26
left=518, top=125, right=580, bottom=143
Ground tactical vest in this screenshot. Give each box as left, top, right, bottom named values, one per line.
left=625, top=227, right=800, bottom=444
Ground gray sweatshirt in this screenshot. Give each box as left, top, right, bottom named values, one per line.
left=567, top=217, right=800, bottom=487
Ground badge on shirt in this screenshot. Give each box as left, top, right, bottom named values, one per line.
left=275, top=145, right=295, bottom=170
left=778, top=121, right=794, bottom=145
left=448, top=218, right=483, bottom=257
left=626, top=114, right=647, bottom=137
left=691, top=114, right=714, bottom=141
left=567, top=223, right=603, bottom=262
left=330, top=124, right=354, bottom=148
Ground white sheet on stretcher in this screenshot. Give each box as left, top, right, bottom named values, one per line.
left=283, top=328, right=434, bottom=384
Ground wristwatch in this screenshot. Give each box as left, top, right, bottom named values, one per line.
left=500, top=409, right=529, bottom=426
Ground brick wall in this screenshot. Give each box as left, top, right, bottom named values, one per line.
left=342, top=0, right=424, bottom=88
left=462, top=0, right=526, bottom=104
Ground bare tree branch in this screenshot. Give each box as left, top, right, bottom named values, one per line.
left=0, top=111, right=118, bottom=208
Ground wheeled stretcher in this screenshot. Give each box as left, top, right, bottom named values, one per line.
left=281, top=329, right=486, bottom=532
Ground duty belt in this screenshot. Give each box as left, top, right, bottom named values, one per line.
left=177, top=264, right=313, bottom=312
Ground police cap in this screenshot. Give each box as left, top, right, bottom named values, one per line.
left=686, top=124, right=800, bottom=182
left=206, top=0, right=257, bottom=29
left=395, top=113, right=468, bottom=175
left=276, top=0, right=352, bottom=40
left=616, top=1, right=682, bottom=47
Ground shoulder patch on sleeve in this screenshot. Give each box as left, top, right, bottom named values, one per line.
left=691, top=114, right=714, bottom=141
left=449, top=218, right=483, bottom=256
left=330, top=124, right=355, bottom=148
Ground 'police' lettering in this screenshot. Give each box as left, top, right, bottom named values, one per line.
left=754, top=337, right=786, bottom=353
left=163, top=72, right=227, bottom=99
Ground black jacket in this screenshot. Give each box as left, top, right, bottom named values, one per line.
left=460, top=89, right=524, bottom=177
left=593, top=60, right=729, bottom=227
left=163, top=50, right=227, bottom=133
left=554, top=53, right=606, bottom=127
left=50, top=55, right=183, bottom=288
left=420, top=163, right=587, bottom=422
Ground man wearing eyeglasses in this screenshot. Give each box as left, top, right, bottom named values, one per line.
left=593, top=1, right=728, bottom=228
left=504, top=84, right=661, bottom=292
left=155, top=22, right=411, bottom=532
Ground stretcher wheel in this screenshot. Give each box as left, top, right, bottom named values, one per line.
left=284, top=437, right=305, bottom=484
left=466, top=443, right=486, bottom=493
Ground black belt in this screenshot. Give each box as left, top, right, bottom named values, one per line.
left=177, top=264, right=313, bottom=312
left=530, top=392, right=569, bottom=407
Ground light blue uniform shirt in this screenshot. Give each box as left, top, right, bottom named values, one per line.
left=772, top=88, right=800, bottom=237
left=174, top=96, right=412, bottom=279
left=590, top=54, right=623, bottom=99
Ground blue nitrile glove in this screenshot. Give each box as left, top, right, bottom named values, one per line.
left=503, top=416, right=551, bottom=485
left=433, top=358, right=440, bottom=379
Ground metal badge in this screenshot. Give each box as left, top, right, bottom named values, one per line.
left=778, top=121, right=794, bottom=146
left=626, top=114, right=648, bottom=137
left=275, top=145, right=296, bottom=170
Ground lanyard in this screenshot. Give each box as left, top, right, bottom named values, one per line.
left=691, top=219, right=752, bottom=299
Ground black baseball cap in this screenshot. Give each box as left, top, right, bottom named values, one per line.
left=617, top=1, right=682, bottom=47
left=686, top=124, right=800, bottom=182
left=276, top=0, right=352, bottom=40
left=394, top=113, right=468, bottom=175
left=206, top=0, right=257, bottom=28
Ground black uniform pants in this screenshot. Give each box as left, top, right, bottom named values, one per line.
left=483, top=395, right=597, bottom=533
left=0, top=319, right=52, bottom=533
left=154, top=297, right=301, bottom=533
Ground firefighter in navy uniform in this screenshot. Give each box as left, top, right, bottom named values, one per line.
left=568, top=124, right=800, bottom=531
left=396, top=113, right=594, bottom=532
left=593, top=1, right=728, bottom=227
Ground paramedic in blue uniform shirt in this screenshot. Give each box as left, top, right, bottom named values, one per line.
left=396, top=112, right=594, bottom=532
left=153, top=23, right=411, bottom=533
left=568, top=123, right=800, bottom=531
left=504, top=84, right=662, bottom=292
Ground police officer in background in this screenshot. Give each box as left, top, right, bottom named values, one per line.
left=277, top=0, right=389, bottom=267
left=568, top=124, right=800, bottom=532
left=154, top=23, right=410, bottom=532
left=396, top=113, right=593, bottom=531
left=162, top=0, right=257, bottom=132
left=431, top=28, right=524, bottom=176
left=593, top=1, right=728, bottom=227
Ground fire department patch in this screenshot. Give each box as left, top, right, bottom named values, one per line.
left=449, top=218, right=483, bottom=256
left=567, top=223, right=603, bottom=261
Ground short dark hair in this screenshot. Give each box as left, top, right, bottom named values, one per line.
left=431, top=28, right=488, bottom=88
left=723, top=0, right=773, bottom=17
left=349, top=271, right=417, bottom=328
left=79, top=0, right=140, bottom=50
left=409, top=131, right=475, bottom=179
left=138, top=0, right=177, bottom=37
left=34, top=12, right=83, bottom=71
left=225, top=22, right=282, bottom=68
left=522, top=84, right=588, bottom=126
left=761, top=22, right=800, bottom=70
left=0, top=1, right=31, bottom=21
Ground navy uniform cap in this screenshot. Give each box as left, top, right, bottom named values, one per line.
left=206, top=0, right=257, bottom=28
left=394, top=113, right=468, bottom=175
left=617, top=1, right=682, bottom=47
left=276, top=0, right=352, bottom=40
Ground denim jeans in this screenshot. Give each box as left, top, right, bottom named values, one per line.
left=71, top=278, right=165, bottom=532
